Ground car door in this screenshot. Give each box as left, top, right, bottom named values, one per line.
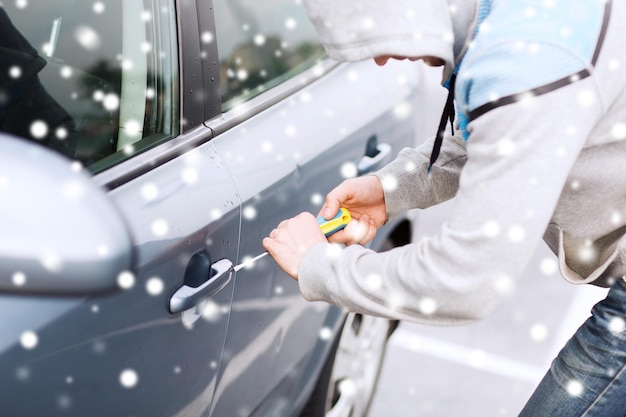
left=0, top=0, right=237, bottom=415
left=198, top=1, right=425, bottom=416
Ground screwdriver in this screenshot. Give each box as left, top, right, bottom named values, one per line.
left=232, top=208, right=352, bottom=272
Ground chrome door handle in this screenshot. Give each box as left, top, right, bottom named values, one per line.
left=357, top=142, right=392, bottom=175
left=169, top=258, right=233, bottom=314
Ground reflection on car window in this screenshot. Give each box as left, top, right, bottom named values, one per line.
left=0, top=0, right=179, bottom=172
left=213, top=0, right=325, bottom=111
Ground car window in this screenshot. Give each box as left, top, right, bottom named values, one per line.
left=0, top=0, right=179, bottom=173
left=212, top=0, right=325, bottom=111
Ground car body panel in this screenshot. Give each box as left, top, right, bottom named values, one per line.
left=0, top=0, right=433, bottom=414
left=207, top=59, right=422, bottom=416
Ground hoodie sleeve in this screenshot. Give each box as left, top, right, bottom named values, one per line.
left=298, top=72, right=601, bottom=325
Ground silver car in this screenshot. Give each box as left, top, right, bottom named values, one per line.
left=0, top=0, right=433, bottom=416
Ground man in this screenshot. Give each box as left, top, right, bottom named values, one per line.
left=263, top=0, right=626, bottom=414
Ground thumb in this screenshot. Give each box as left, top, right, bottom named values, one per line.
left=323, top=197, right=342, bottom=220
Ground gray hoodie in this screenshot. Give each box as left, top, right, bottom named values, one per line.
left=298, top=0, right=626, bottom=325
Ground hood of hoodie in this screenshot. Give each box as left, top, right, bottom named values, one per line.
left=301, top=0, right=477, bottom=81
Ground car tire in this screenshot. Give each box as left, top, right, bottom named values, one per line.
left=300, top=312, right=398, bottom=417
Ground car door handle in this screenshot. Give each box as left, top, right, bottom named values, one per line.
left=356, top=142, right=392, bottom=175
left=169, top=258, right=233, bottom=314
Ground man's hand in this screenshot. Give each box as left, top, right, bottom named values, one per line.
left=263, top=212, right=326, bottom=280
left=320, top=175, right=386, bottom=246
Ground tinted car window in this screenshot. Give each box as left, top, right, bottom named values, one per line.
left=213, top=0, right=325, bottom=110
left=0, top=0, right=179, bottom=172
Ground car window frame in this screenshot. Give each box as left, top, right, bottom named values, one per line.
left=197, top=0, right=338, bottom=135
left=94, top=0, right=209, bottom=190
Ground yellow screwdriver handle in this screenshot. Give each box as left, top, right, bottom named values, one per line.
left=317, top=208, right=351, bottom=236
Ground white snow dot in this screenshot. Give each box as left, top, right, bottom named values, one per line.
left=12, top=272, right=26, bottom=287
left=20, top=331, right=38, bottom=350
left=539, top=258, right=558, bottom=275
left=608, top=59, right=620, bottom=71
left=173, top=366, right=182, bottom=374
left=324, top=243, right=343, bottom=259
left=611, top=212, right=622, bottom=225
left=284, top=125, right=297, bottom=137
left=75, top=26, right=101, bottom=50
left=93, top=90, right=104, bottom=102
left=202, top=31, right=214, bottom=43
left=611, top=122, right=626, bottom=140
left=365, top=273, right=383, bottom=291
left=578, top=244, right=596, bottom=263
left=362, top=17, right=374, bottom=30
left=15, top=366, right=30, bottom=381
left=121, top=59, right=134, bottom=71
left=117, top=271, right=135, bottom=289
left=497, top=137, right=515, bottom=156
left=9, top=66, right=21, bottom=79
left=393, top=102, right=412, bottom=119
left=482, top=221, right=501, bottom=237
left=524, top=7, right=537, bottom=18
left=103, top=93, right=120, bottom=111
left=16, top=0, right=27, bottom=9
left=319, top=327, right=333, bottom=341
left=57, top=394, right=72, bottom=410
left=66, top=376, right=74, bottom=384
left=608, top=317, right=625, bottom=334
left=60, top=66, right=73, bottom=79
left=529, top=323, right=549, bottom=342
left=311, top=193, right=323, bottom=205
left=285, top=18, right=297, bottom=30
left=380, top=175, right=398, bottom=192
left=146, top=277, right=164, bottom=296
left=93, top=2, right=105, bottom=13
left=243, top=205, right=257, bottom=220
left=236, top=69, right=248, bottom=81
left=419, top=298, right=437, bottom=315
left=91, top=304, right=100, bottom=313
left=254, top=34, right=266, bottom=46
left=56, top=127, right=68, bottom=140
left=181, top=167, right=198, bottom=184
left=261, top=141, right=273, bottom=153
left=41, top=251, right=63, bottom=272
left=493, top=274, right=515, bottom=295
left=119, top=369, right=139, bottom=388
left=468, top=350, right=487, bottom=368
left=338, top=378, right=356, bottom=396
left=62, top=180, right=85, bottom=201
left=141, top=183, right=159, bottom=201
left=577, top=90, right=595, bottom=108
left=299, top=91, right=312, bottom=103
left=347, top=70, right=359, bottom=82
left=151, top=219, right=169, bottom=237
left=566, top=380, right=584, bottom=397
left=30, top=120, right=48, bottom=139
left=211, top=209, right=222, bottom=220
left=201, top=300, right=221, bottom=322
left=508, top=225, right=525, bottom=243
left=340, top=162, right=358, bottom=179
left=141, top=11, right=152, bottom=21
left=97, top=245, right=109, bottom=257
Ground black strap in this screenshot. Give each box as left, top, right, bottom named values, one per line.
left=428, top=73, right=456, bottom=173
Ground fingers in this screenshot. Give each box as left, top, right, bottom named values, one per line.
left=263, top=212, right=327, bottom=280
left=327, top=215, right=377, bottom=246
